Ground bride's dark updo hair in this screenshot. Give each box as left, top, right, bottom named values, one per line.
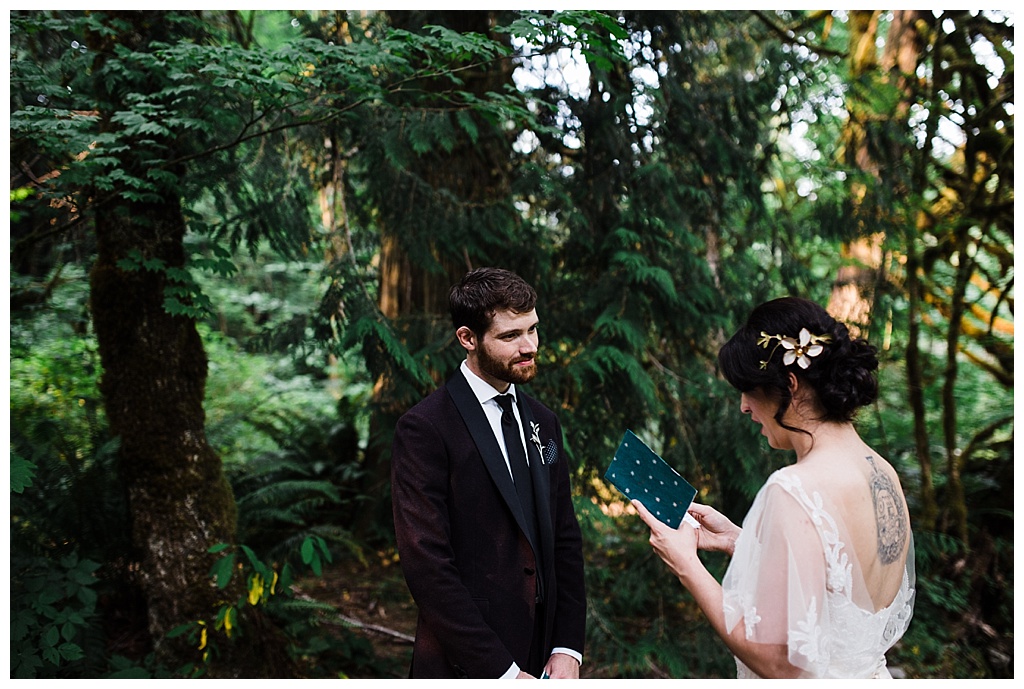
left=718, top=297, right=878, bottom=428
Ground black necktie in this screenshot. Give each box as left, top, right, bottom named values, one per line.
left=495, top=394, right=538, bottom=545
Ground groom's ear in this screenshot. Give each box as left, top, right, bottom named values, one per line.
left=456, top=325, right=477, bottom=352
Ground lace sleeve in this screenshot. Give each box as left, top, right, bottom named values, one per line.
left=722, top=472, right=834, bottom=676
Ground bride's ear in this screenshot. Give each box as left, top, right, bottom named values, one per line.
left=787, top=372, right=802, bottom=397
left=787, top=372, right=815, bottom=409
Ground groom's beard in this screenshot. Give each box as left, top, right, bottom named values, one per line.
left=478, top=342, right=537, bottom=386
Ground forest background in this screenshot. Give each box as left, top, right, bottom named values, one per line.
left=8, top=8, right=1014, bottom=679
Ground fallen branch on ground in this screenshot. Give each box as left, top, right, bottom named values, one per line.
left=291, top=588, right=415, bottom=644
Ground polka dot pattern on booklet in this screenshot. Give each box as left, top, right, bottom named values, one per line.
left=603, top=429, right=697, bottom=528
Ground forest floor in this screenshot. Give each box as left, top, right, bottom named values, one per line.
left=297, top=550, right=418, bottom=678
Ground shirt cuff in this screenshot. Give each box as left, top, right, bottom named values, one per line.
left=551, top=647, right=583, bottom=665
left=501, top=649, right=582, bottom=679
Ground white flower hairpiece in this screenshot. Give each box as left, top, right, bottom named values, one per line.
left=758, top=328, right=832, bottom=370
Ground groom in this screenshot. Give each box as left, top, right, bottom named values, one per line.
left=391, top=267, right=586, bottom=679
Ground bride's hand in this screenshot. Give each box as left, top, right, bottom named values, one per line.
left=633, top=499, right=700, bottom=583
left=687, top=502, right=741, bottom=555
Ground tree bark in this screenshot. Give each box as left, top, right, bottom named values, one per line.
left=90, top=197, right=296, bottom=677
left=828, top=11, right=923, bottom=336
left=940, top=233, right=972, bottom=546
left=85, top=11, right=296, bottom=677
left=904, top=234, right=939, bottom=530
left=352, top=10, right=518, bottom=539
left=90, top=199, right=293, bottom=676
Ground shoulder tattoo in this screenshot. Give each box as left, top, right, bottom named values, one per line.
left=865, top=455, right=908, bottom=565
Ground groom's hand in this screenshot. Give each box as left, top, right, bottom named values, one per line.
left=543, top=652, right=580, bottom=679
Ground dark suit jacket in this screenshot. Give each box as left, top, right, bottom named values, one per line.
left=391, top=369, right=586, bottom=678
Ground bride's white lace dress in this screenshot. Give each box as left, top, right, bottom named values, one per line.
left=722, top=468, right=915, bottom=678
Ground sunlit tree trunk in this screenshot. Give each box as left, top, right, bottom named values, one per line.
left=828, top=10, right=921, bottom=337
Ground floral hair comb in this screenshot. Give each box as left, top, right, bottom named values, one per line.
left=758, top=328, right=832, bottom=370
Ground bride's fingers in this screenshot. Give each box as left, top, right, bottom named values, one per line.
left=632, top=500, right=661, bottom=531
left=687, top=502, right=714, bottom=519
left=632, top=499, right=651, bottom=522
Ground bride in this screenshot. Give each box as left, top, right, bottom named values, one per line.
left=635, top=297, right=915, bottom=678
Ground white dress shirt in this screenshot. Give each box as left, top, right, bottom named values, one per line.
left=460, top=360, right=530, bottom=478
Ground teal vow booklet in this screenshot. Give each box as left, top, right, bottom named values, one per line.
left=605, top=430, right=697, bottom=529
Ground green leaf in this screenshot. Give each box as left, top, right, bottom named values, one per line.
left=43, top=625, right=60, bottom=647
left=164, top=266, right=192, bottom=283
left=116, top=249, right=144, bottom=272
left=166, top=622, right=195, bottom=639
left=77, top=586, right=98, bottom=606
left=315, top=535, right=333, bottom=564
left=278, top=563, right=294, bottom=590
left=60, top=621, right=77, bottom=641
left=239, top=544, right=260, bottom=569
left=10, top=453, right=36, bottom=493
left=209, top=553, right=235, bottom=589
left=141, top=257, right=167, bottom=272
left=455, top=110, right=480, bottom=144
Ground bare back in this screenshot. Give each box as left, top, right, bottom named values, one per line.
left=723, top=453, right=916, bottom=677
left=787, top=450, right=911, bottom=612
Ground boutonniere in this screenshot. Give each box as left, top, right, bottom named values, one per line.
left=531, top=422, right=559, bottom=466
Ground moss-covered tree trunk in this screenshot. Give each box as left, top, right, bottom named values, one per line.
left=84, top=10, right=296, bottom=677
left=91, top=200, right=226, bottom=666
left=90, top=200, right=292, bottom=677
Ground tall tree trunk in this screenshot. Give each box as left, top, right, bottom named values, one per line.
left=903, top=10, right=941, bottom=533
left=86, top=11, right=295, bottom=676
left=828, top=11, right=922, bottom=336
left=355, top=10, right=517, bottom=539
left=91, top=201, right=228, bottom=663
left=90, top=200, right=292, bottom=676
left=941, top=232, right=972, bottom=546
left=904, top=229, right=939, bottom=530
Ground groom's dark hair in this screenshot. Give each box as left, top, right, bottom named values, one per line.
left=449, top=267, right=537, bottom=336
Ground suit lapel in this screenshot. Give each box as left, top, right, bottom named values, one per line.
left=445, top=371, right=533, bottom=543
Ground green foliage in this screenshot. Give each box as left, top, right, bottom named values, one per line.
left=190, top=240, right=385, bottom=675
left=173, top=535, right=377, bottom=679
left=8, top=7, right=1013, bottom=680
left=8, top=269, right=129, bottom=564
left=10, top=553, right=102, bottom=678
left=8, top=276, right=139, bottom=678
left=10, top=452, right=37, bottom=493
left=575, top=495, right=735, bottom=677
